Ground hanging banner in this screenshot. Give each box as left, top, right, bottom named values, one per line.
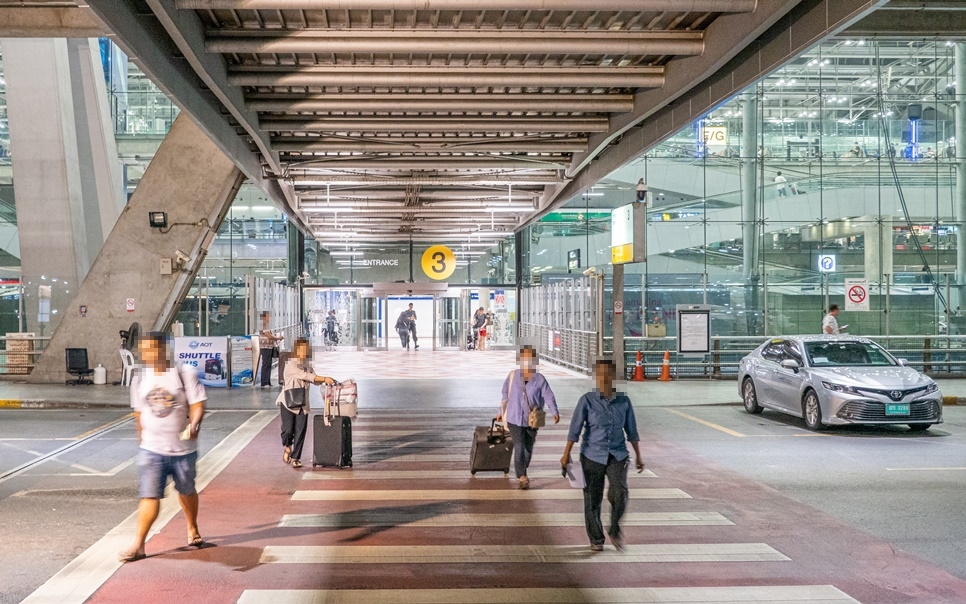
left=493, top=290, right=507, bottom=313
left=229, top=335, right=254, bottom=386
left=173, top=336, right=228, bottom=388
left=844, top=279, right=870, bottom=312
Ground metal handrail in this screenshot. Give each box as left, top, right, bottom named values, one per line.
left=605, top=335, right=966, bottom=379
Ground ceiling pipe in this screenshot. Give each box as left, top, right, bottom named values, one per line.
left=291, top=176, right=561, bottom=186
left=261, top=117, right=610, bottom=133
left=180, top=0, right=757, bottom=13
left=229, top=66, right=664, bottom=89
left=248, top=93, right=634, bottom=113
left=273, top=139, right=589, bottom=153
left=207, top=31, right=704, bottom=57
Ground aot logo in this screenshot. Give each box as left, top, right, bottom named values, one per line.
left=188, top=340, right=213, bottom=350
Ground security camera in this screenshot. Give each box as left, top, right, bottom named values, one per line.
left=583, top=267, right=598, bottom=276
left=175, top=249, right=191, bottom=265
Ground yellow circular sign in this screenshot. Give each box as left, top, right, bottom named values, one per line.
left=421, top=245, right=457, bottom=281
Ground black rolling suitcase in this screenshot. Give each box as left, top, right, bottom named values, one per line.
left=312, top=415, right=352, bottom=468
left=470, top=419, right=513, bottom=475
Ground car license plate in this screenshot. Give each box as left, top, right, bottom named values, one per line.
left=886, top=403, right=910, bottom=416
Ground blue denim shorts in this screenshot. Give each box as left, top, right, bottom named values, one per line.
left=137, top=449, right=198, bottom=499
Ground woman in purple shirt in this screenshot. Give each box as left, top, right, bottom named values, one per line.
left=497, top=345, right=560, bottom=489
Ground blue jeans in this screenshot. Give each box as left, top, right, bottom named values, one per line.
left=138, top=449, right=198, bottom=499
left=507, top=423, right=537, bottom=479
left=581, top=454, right=629, bottom=546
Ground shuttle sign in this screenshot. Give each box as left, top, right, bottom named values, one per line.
left=173, top=336, right=228, bottom=388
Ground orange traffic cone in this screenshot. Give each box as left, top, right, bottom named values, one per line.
left=632, top=350, right=646, bottom=381
left=658, top=350, right=672, bottom=381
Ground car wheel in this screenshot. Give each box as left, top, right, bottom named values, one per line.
left=908, top=424, right=932, bottom=432
left=742, top=378, right=763, bottom=414
left=802, top=389, right=824, bottom=431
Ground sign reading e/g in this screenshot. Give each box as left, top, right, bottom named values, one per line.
left=421, top=245, right=456, bottom=280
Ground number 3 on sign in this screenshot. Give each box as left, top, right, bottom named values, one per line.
left=421, top=245, right=456, bottom=280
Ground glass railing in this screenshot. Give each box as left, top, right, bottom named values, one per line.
left=108, top=90, right=179, bottom=136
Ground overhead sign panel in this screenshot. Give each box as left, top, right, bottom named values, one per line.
left=611, top=203, right=646, bottom=265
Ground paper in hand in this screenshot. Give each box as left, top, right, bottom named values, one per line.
left=564, top=461, right=585, bottom=489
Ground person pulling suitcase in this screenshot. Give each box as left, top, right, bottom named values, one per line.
left=276, top=338, right=338, bottom=469
left=496, top=345, right=559, bottom=489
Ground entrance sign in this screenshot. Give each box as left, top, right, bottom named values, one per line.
left=844, top=279, right=870, bottom=312
left=611, top=203, right=646, bottom=264
left=818, top=254, right=836, bottom=273
left=701, top=125, right=728, bottom=154
left=567, top=249, right=581, bottom=272
left=676, top=304, right=711, bottom=356
left=174, top=336, right=228, bottom=387
left=421, top=245, right=456, bottom=280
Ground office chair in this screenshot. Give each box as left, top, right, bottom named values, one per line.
left=66, top=348, right=95, bottom=385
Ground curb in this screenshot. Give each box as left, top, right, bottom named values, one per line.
left=942, top=396, right=966, bottom=406
left=0, top=399, right=129, bottom=410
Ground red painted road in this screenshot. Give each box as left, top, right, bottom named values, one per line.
left=86, top=413, right=966, bottom=603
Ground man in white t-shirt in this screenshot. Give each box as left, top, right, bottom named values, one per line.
left=775, top=171, right=788, bottom=198
left=119, top=333, right=207, bottom=562
left=822, top=304, right=841, bottom=335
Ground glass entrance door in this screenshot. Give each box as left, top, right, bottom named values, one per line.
left=360, top=296, right=384, bottom=350
left=435, top=296, right=462, bottom=350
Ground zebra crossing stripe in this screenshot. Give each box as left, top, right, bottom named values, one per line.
left=278, top=511, right=733, bottom=528
left=292, top=488, right=689, bottom=501
left=238, top=586, right=859, bottom=603
left=258, top=543, right=790, bottom=564
left=302, top=469, right=658, bottom=480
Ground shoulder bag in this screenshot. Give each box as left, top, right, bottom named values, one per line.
left=521, top=373, right=546, bottom=429
left=281, top=363, right=307, bottom=410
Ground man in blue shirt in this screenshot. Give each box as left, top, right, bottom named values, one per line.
left=561, top=357, right=644, bottom=552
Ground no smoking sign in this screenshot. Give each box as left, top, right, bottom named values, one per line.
left=844, top=279, right=870, bottom=312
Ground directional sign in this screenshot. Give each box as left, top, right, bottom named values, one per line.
left=818, top=254, right=836, bottom=273
left=844, top=278, right=870, bottom=312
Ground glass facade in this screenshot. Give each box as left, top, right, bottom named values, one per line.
left=522, top=37, right=966, bottom=340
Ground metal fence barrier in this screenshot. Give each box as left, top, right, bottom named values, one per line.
left=607, top=335, right=966, bottom=379
left=520, top=323, right=597, bottom=373
left=0, top=336, right=51, bottom=376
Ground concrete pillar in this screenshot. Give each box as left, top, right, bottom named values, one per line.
left=955, top=44, right=966, bottom=307
left=860, top=217, right=892, bottom=282
left=29, top=114, right=243, bottom=383
left=478, top=287, right=491, bottom=311
left=2, top=38, right=123, bottom=336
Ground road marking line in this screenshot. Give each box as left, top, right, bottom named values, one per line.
left=260, top=543, right=789, bottom=564
left=664, top=409, right=746, bottom=437
left=279, top=511, right=732, bottom=528
left=302, top=469, right=658, bottom=480
left=20, top=410, right=274, bottom=604
left=886, top=466, right=966, bottom=471
left=292, top=488, right=690, bottom=501
left=351, top=453, right=585, bottom=463
left=73, top=413, right=134, bottom=440
left=238, top=586, right=858, bottom=603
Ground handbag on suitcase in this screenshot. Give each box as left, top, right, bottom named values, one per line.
left=470, top=419, right=513, bottom=475
left=312, top=414, right=352, bottom=468
left=324, top=379, right=358, bottom=419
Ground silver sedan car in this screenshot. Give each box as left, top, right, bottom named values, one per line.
left=738, top=335, right=942, bottom=431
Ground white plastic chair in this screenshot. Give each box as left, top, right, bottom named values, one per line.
left=119, top=349, right=135, bottom=386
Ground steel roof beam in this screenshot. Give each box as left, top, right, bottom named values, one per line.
left=299, top=189, right=539, bottom=198
left=229, top=66, right=664, bottom=89
left=261, top=117, right=609, bottom=133
left=179, top=0, right=758, bottom=12
left=207, top=30, right=704, bottom=57
left=248, top=93, right=634, bottom=113
left=283, top=156, right=570, bottom=169
left=0, top=7, right=108, bottom=38
left=274, top=139, right=589, bottom=153
left=293, top=175, right=560, bottom=185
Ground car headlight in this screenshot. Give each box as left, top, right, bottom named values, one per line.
left=822, top=381, right=859, bottom=394
left=925, top=383, right=939, bottom=394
